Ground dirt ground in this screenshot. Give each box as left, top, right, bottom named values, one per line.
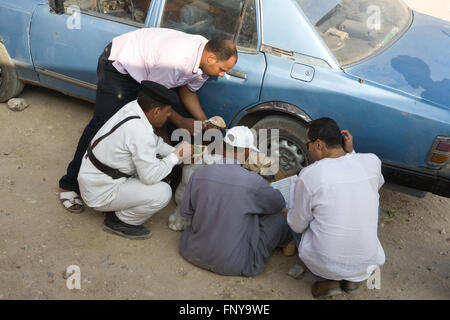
left=0, top=1, right=449, bottom=300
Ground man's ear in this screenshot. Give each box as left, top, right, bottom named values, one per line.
left=316, top=139, right=326, bottom=151
left=206, top=53, right=217, bottom=64
left=152, top=106, right=161, bottom=116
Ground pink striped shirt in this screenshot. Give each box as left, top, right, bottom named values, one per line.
left=109, top=28, right=209, bottom=92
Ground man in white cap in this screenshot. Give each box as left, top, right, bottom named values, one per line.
left=178, top=126, right=292, bottom=276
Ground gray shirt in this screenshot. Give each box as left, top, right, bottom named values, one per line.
left=179, top=160, right=285, bottom=276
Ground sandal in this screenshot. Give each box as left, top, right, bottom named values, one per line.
left=60, top=191, right=84, bottom=213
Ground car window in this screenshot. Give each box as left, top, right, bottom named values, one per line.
left=63, top=0, right=151, bottom=24
left=160, top=0, right=258, bottom=50
left=296, top=0, right=412, bottom=66
left=235, top=0, right=258, bottom=50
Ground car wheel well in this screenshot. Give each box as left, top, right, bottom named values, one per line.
left=237, top=109, right=310, bottom=128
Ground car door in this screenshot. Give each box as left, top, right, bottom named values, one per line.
left=29, top=0, right=155, bottom=102
left=156, top=0, right=266, bottom=126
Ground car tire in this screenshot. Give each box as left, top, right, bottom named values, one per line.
left=0, top=43, right=25, bottom=103
left=252, top=115, right=312, bottom=176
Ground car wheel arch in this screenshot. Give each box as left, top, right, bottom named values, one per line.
left=236, top=101, right=313, bottom=128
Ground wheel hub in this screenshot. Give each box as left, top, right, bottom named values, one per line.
left=268, top=137, right=307, bottom=175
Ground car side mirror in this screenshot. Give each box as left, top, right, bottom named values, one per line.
left=49, top=0, right=64, bottom=14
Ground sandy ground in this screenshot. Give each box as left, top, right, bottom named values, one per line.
left=0, top=1, right=449, bottom=300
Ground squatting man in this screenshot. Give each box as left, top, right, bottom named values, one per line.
left=77, top=81, right=193, bottom=239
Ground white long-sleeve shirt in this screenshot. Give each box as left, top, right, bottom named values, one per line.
left=287, top=152, right=386, bottom=282
left=78, top=100, right=178, bottom=208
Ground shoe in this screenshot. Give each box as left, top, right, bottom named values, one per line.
left=103, top=212, right=151, bottom=239
left=282, top=240, right=297, bottom=257
left=340, top=280, right=361, bottom=292
left=311, top=280, right=343, bottom=299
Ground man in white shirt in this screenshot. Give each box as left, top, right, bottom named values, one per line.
left=287, top=117, right=385, bottom=298
left=60, top=28, right=237, bottom=213
left=78, top=81, right=192, bottom=239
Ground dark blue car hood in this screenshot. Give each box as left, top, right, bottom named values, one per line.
left=345, top=12, right=450, bottom=108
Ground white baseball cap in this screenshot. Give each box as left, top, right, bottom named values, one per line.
left=224, top=126, right=260, bottom=152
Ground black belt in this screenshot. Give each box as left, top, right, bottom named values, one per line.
left=86, top=116, right=140, bottom=180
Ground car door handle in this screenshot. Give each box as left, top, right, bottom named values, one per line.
left=226, top=69, right=247, bottom=80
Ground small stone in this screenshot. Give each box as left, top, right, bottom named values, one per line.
left=23, top=272, right=30, bottom=278
left=7, top=98, right=29, bottom=111
left=287, top=264, right=305, bottom=279
left=47, top=272, right=54, bottom=278
left=426, top=266, right=433, bottom=271
left=393, top=272, right=400, bottom=279
left=440, top=229, right=446, bottom=235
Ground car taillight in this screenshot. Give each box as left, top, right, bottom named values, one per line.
left=436, top=141, right=450, bottom=152
left=427, top=136, right=450, bottom=167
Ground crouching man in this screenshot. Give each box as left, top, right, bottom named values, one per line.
left=78, top=81, right=191, bottom=239
left=287, top=118, right=385, bottom=298
left=179, top=126, right=292, bottom=276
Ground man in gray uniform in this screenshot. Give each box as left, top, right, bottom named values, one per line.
left=179, top=126, right=292, bottom=276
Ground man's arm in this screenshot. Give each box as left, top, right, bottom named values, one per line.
left=167, top=85, right=208, bottom=135
left=287, top=177, right=314, bottom=234
left=249, top=176, right=286, bottom=215
left=341, top=129, right=354, bottom=153
left=178, top=85, right=208, bottom=121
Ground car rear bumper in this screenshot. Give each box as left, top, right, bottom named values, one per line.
left=382, top=161, right=450, bottom=198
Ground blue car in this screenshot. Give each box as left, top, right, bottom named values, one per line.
left=0, top=0, right=449, bottom=197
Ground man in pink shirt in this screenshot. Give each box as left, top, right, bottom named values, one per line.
left=59, top=28, right=237, bottom=213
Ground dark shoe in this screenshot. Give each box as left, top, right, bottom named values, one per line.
left=340, top=280, right=361, bottom=292
left=311, top=280, right=343, bottom=299
left=103, top=212, right=151, bottom=239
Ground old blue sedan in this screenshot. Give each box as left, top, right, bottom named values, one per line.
left=0, top=0, right=449, bottom=197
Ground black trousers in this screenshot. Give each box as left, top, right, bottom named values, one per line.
left=59, top=43, right=192, bottom=193
left=59, top=44, right=140, bottom=193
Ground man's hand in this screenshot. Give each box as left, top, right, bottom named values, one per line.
left=341, top=129, right=354, bottom=153
left=280, top=207, right=289, bottom=217
left=173, top=141, right=192, bottom=162
left=202, top=121, right=222, bottom=131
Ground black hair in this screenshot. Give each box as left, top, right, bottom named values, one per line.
left=137, top=90, right=168, bottom=112
left=307, top=117, right=343, bottom=148
left=205, top=38, right=237, bottom=62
